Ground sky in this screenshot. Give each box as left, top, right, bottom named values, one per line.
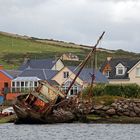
left=0, top=0, right=140, bottom=52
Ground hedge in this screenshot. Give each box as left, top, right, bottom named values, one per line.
left=83, top=84, right=140, bottom=98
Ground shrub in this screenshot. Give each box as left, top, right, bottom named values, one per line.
left=83, top=83, right=140, bottom=98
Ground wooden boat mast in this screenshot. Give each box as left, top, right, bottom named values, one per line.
left=65, top=31, right=105, bottom=95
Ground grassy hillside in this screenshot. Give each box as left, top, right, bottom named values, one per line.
left=0, top=31, right=140, bottom=69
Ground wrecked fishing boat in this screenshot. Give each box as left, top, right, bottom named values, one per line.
left=13, top=32, right=105, bottom=124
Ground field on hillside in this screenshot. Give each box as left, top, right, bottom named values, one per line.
left=0, top=34, right=90, bottom=69
left=0, top=32, right=140, bottom=69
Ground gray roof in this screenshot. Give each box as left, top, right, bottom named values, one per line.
left=68, top=66, right=108, bottom=83
left=19, top=58, right=57, bottom=70
left=18, top=69, right=58, bottom=80
left=100, top=58, right=140, bottom=79
left=5, top=70, right=22, bottom=78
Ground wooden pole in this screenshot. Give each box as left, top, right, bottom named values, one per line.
left=65, top=31, right=105, bottom=95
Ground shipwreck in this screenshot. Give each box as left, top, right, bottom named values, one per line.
left=13, top=32, right=105, bottom=124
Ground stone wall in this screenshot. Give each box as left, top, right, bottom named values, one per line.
left=92, top=99, right=140, bottom=117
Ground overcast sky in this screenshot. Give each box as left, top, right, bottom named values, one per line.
left=0, top=0, right=140, bottom=52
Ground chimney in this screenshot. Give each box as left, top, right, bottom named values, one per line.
left=0, top=64, right=3, bottom=70
left=23, top=57, right=30, bottom=64
left=107, top=57, right=112, bottom=62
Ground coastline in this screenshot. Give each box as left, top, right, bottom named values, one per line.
left=1, top=114, right=140, bottom=124
left=86, top=114, right=140, bottom=124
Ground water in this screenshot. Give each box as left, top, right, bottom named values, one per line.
left=0, top=123, right=140, bottom=140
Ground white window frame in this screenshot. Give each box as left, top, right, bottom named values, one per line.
left=116, top=63, right=125, bottom=75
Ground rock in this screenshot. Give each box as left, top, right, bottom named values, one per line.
left=106, top=108, right=116, bottom=115
left=136, top=103, right=140, bottom=107
left=134, top=106, right=140, bottom=114
left=123, top=104, right=128, bottom=109
left=111, top=103, right=118, bottom=109
left=117, top=105, right=125, bottom=112
left=117, top=112, right=124, bottom=116
left=93, top=105, right=103, bottom=110
left=102, top=106, right=110, bottom=111
left=123, top=111, right=130, bottom=116
left=90, top=109, right=95, bottom=113
left=128, top=106, right=134, bottom=111
left=129, top=102, right=134, bottom=107
left=133, top=99, right=140, bottom=103
left=94, top=110, right=106, bottom=116
left=129, top=111, right=137, bottom=117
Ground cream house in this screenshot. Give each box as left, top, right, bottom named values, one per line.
left=60, top=53, right=79, bottom=61
left=52, top=66, right=107, bottom=96
left=52, top=66, right=83, bottom=96
left=100, top=58, right=140, bottom=85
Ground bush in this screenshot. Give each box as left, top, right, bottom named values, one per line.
left=83, top=84, right=140, bottom=98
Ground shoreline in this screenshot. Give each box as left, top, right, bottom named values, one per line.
left=86, top=115, right=140, bottom=124
left=1, top=114, right=140, bottom=124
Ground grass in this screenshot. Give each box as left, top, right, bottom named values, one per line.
left=0, top=115, right=16, bottom=124
left=0, top=32, right=140, bottom=69
left=0, top=33, right=88, bottom=69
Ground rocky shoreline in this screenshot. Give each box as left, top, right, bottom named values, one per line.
left=92, top=98, right=140, bottom=118
left=1, top=98, right=140, bottom=124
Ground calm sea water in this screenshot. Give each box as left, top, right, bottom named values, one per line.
left=0, top=123, right=140, bottom=140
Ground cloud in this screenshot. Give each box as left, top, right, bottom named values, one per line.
left=0, top=0, right=140, bottom=52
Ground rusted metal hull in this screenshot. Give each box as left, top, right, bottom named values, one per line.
left=13, top=94, right=75, bottom=124
left=13, top=81, right=75, bottom=124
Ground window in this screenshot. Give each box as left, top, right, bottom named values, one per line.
left=29, top=81, right=33, bottom=87
left=25, top=81, right=28, bottom=87
left=34, top=81, right=38, bottom=87
left=12, top=82, right=15, bottom=87
left=21, top=82, right=24, bottom=87
left=117, top=68, right=124, bottom=75
left=63, top=71, right=69, bottom=78
left=116, top=63, right=125, bottom=75
left=16, top=82, right=20, bottom=87
left=136, top=68, right=140, bottom=76
left=105, top=71, right=110, bottom=78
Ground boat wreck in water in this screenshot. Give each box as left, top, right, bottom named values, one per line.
left=13, top=32, right=105, bottom=124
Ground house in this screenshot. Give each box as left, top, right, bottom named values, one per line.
left=0, top=65, right=22, bottom=100
left=100, top=57, right=140, bottom=85
left=19, top=58, right=64, bottom=71
left=60, top=53, right=79, bottom=61
left=11, top=69, right=59, bottom=92
left=52, top=66, right=108, bottom=96
left=0, top=65, right=13, bottom=94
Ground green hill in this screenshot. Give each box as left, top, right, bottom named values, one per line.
left=0, top=31, right=140, bottom=69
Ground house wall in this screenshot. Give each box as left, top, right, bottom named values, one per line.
left=108, top=79, right=130, bottom=84
left=52, top=67, right=83, bottom=86
left=52, top=59, right=64, bottom=71
left=0, top=71, right=12, bottom=93
left=60, top=53, right=79, bottom=61
left=128, top=62, right=140, bottom=85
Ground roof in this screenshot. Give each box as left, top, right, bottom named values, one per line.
left=100, top=58, right=140, bottom=79
left=0, top=70, right=13, bottom=79
left=5, top=70, right=22, bottom=78
left=12, top=77, right=40, bottom=81
left=18, top=58, right=58, bottom=70
left=47, top=79, right=59, bottom=86
left=17, top=69, right=58, bottom=80
left=68, top=66, right=108, bottom=83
